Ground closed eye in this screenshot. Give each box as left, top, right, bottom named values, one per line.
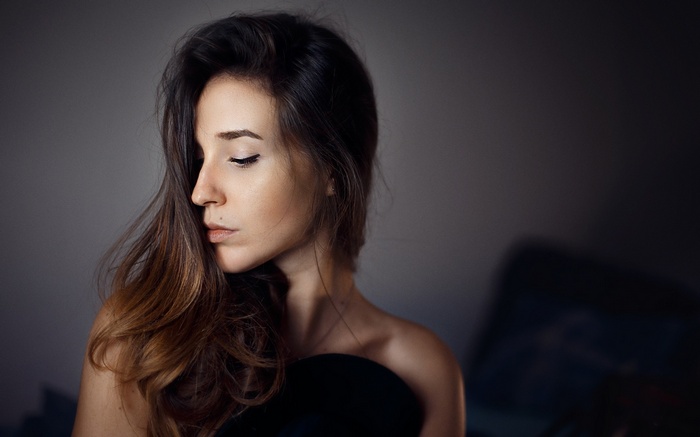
left=229, top=154, right=260, bottom=168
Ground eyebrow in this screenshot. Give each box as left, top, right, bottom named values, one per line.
left=216, top=129, right=263, bottom=141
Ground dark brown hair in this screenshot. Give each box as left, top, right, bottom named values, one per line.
left=89, top=12, right=377, bottom=437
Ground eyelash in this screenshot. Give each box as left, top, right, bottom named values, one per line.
left=229, top=154, right=260, bottom=168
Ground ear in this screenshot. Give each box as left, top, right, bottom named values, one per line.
left=326, top=177, right=335, bottom=196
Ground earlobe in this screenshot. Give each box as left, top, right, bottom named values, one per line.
left=326, top=178, right=335, bottom=196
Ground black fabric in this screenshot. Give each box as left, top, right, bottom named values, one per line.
left=215, top=354, right=422, bottom=437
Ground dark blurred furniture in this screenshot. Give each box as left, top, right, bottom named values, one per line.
left=0, top=387, right=75, bottom=437
left=466, top=241, right=700, bottom=437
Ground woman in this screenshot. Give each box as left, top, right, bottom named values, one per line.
left=73, top=12, right=465, bottom=437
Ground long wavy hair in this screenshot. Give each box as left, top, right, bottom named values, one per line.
left=88, top=12, right=377, bottom=437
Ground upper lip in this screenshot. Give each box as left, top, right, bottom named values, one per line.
left=204, top=222, right=235, bottom=231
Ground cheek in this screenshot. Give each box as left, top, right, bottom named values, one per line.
left=245, top=177, right=305, bottom=228
left=243, top=156, right=319, bottom=233
left=270, top=181, right=316, bottom=231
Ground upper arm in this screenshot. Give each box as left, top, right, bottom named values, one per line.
left=386, top=326, right=466, bottom=437
left=72, top=305, right=148, bottom=437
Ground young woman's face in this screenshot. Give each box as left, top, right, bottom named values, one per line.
left=192, top=75, right=319, bottom=274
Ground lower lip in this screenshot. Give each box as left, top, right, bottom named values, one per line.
left=207, top=229, right=237, bottom=243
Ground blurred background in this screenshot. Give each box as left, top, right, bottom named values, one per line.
left=1, top=0, right=698, bottom=435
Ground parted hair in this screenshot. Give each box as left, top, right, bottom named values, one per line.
left=88, top=12, right=377, bottom=437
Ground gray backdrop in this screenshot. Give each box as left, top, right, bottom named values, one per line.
left=1, top=0, right=698, bottom=427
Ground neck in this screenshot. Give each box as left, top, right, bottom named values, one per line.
left=277, top=244, right=357, bottom=359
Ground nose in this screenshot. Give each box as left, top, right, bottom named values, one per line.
left=191, top=165, right=225, bottom=206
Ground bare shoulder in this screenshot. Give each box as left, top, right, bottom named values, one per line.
left=72, top=302, right=148, bottom=437
left=378, top=315, right=463, bottom=403
left=358, top=302, right=466, bottom=437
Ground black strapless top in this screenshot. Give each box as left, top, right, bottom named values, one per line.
left=215, top=354, right=423, bottom=437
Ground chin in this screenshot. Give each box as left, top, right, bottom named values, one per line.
left=214, top=252, right=268, bottom=275
left=216, top=260, right=257, bottom=274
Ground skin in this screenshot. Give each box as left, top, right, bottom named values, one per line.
left=72, top=306, right=147, bottom=436
left=73, top=76, right=466, bottom=436
left=191, top=76, right=320, bottom=275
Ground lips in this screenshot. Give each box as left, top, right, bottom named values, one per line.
left=204, top=223, right=237, bottom=243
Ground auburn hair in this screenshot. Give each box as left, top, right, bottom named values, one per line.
left=88, top=12, right=377, bottom=437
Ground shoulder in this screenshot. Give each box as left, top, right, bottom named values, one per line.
left=355, top=302, right=466, bottom=436
left=388, top=320, right=459, bottom=375
left=380, top=317, right=464, bottom=407
left=72, top=302, right=148, bottom=437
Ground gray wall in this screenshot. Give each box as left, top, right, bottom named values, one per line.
left=1, top=0, right=698, bottom=427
